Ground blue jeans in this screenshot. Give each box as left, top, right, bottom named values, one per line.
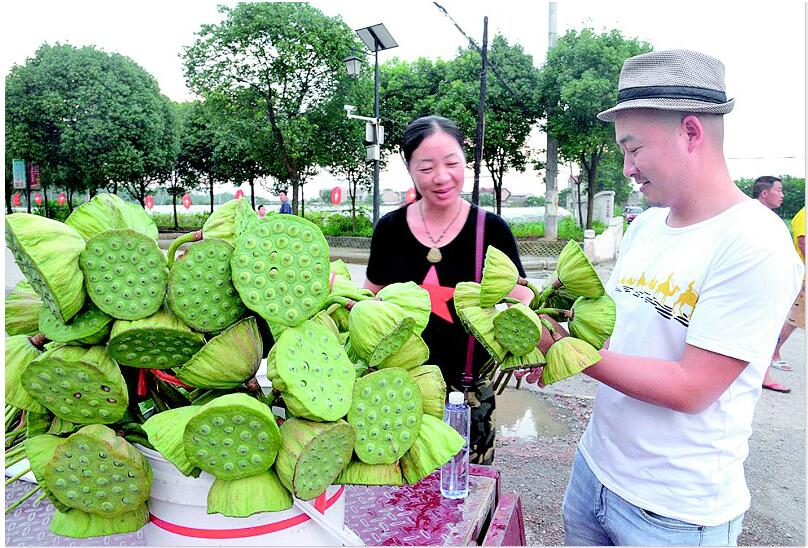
left=562, top=449, right=744, bottom=546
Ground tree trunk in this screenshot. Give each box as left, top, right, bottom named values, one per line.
left=209, top=175, right=214, bottom=214
left=249, top=178, right=255, bottom=210
left=173, top=193, right=179, bottom=230
left=5, top=183, right=12, bottom=214
left=67, top=188, right=74, bottom=213
left=585, top=168, right=595, bottom=230
left=112, top=182, right=118, bottom=194
left=350, top=181, right=358, bottom=233
left=300, top=184, right=304, bottom=218
left=43, top=185, right=50, bottom=218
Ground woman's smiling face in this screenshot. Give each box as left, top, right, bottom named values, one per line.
left=407, top=130, right=466, bottom=207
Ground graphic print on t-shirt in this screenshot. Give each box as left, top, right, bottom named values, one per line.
left=614, top=271, right=699, bottom=327
left=420, top=265, right=456, bottom=323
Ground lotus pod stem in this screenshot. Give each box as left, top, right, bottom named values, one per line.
left=517, top=276, right=546, bottom=309
left=166, top=230, right=202, bottom=269
left=5, top=484, right=42, bottom=514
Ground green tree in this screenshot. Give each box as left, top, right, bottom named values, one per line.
left=184, top=2, right=358, bottom=215
left=176, top=101, right=218, bottom=214
left=538, top=28, right=651, bottom=229
left=595, top=147, right=634, bottom=207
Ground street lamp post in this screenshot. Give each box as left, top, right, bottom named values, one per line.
left=343, top=23, right=397, bottom=226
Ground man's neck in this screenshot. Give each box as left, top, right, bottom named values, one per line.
left=667, top=165, right=747, bottom=227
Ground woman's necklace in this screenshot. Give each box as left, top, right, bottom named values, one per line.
left=419, top=200, right=464, bottom=263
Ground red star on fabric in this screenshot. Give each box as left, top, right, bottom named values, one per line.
left=420, top=265, right=456, bottom=323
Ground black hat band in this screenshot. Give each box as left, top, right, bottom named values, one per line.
left=617, top=85, right=727, bottom=104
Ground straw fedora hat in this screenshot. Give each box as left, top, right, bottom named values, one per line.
left=597, top=49, right=735, bottom=122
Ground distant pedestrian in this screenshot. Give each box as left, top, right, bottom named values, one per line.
left=279, top=190, right=292, bottom=214
left=257, top=204, right=266, bottom=218
left=752, top=175, right=784, bottom=210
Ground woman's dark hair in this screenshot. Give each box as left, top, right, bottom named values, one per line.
left=400, top=116, right=465, bottom=165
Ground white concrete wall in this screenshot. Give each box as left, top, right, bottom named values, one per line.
left=583, top=216, right=624, bottom=263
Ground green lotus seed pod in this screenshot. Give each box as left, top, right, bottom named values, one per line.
left=542, top=337, right=602, bottom=385
left=548, top=241, right=605, bottom=300
left=24, top=433, right=73, bottom=514
left=400, top=414, right=465, bottom=485
left=408, top=365, right=447, bottom=419
left=329, top=274, right=375, bottom=302
left=275, top=418, right=355, bottom=500
left=458, top=306, right=507, bottom=363
left=479, top=246, right=519, bottom=308
left=348, top=368, right=423, bottom=465
left=202, top=198, right=257, bottom=245
left=231, top=215, right=330, bottom=326
left=49, top=504, right=149, bottom=538
left=183, top=393, right=281, bottom=481
left=107, top=307, right=204, bottom=369
left=310, top=307, right=341, bottom=338
left=207, top=469, right=293, bottom=517
left=167, top=238, right=245, bottom=333
left=175, top=317, right=263, bottom=389
left=6, top=213, right=86, bottom=323
left=453, top=281, right=481, bottom=314
left=329, top=259, right=352, bottom=281
left=348, top=300, right=415, bottom=367
left=493, top=303, right=544, bottom=357
left=38, top=300, right=113, bottom=345
left=376, top=331, right=430, bottom=371
left=5, top=335, right=48, bottom=414
left=21, top=345, right=128, bottom=424
left=376, top=282, right=431, bottom=335
left=65, top=193, right=158, bottom=242
left=80, top=229, right=167, bottom=320
left=142, top=406, right=203, bottom=477
left=499, top=347, right=546, bottom=372
left=267, top=320, right=355, bottom=422
left=44, top=424, right=151, bottom=517
left=334, top=458, right=404, bottom=486
left=5, top=280, right=44, bottom=336
left=568, top=295, right=616, bottom=350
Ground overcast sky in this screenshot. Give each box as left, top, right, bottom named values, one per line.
left=2, top=0, right=805, bottom=197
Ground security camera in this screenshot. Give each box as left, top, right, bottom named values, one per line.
left=344, top=105, right=356, bottom=115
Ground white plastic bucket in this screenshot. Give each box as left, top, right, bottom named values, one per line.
left=137, top=445, right=346, bottom=546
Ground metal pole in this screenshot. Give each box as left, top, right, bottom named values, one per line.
left=372, top=43, right=381, bottom=226
left=472, top=16, right=488, bottom=207
left=544, top=1, right=559, bottom=240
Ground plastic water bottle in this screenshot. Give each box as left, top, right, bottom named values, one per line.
left=440, top=391, right=470, bottom=499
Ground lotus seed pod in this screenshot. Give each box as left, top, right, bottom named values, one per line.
left=499, top=347, right=546, bottom=372
left=142, top=406, right=203, bottom=477
left=568, top=295, right=616, bottom=350
left=207, top=469, right=293, bottom=517
left=458, top=306, right=507, bottom=363
left=400, top=414, right=465, bottom=485
left=107, top=307, right=204, bottom=369
left=348, top=368, right=423, bottom=465
left=48, top=416, right=80, bottom=436
left=408, top=365, right=447, bottom=419
left=493, top=303, right=544, bottom=357
left=175, top=317, right=263, bottom=389
left=348, top=300, right=416, bottom=367
left=5, top=280, right=44, bottom=336
left=5, top=335, right=48, bottom=413
left=183, top=393, right=281, bottom=481
left=201, top=198, right=258, bottom=245
left=231, top=215, right=330, bottom=326
left=543, top=286, right=578, bottom=312
left=45, top=424, right=152, bottom=517
left=329, top=274, right=375, bottom=302
left=453, top=281, right=481, bottom=314
left=275, top=418, right=355, bottom=500
left=555, top=240, right=605, bottom=298
left=38, top=300, right=113, bottom=345
left=330, top=304, right=351, bottom=333
left=267, top=320, right=355, bottom=422
left=376, top=282, right=431, bottom=335
left=49, top=504, right=149, bottom=538
left=80, top=228, right=167, bottom=320
left=479, top=246, right=519, bottom=308
left=335, top=458, right=404, bottom=486
left=167, top=238, right=245, bottom=333
left=6, top=213, right=86, bottom=323
left=330, top=259, right=352, bottom=281
left=310, top=307, right=340, bottom=338
left=24, top=433, right=72, bottom=514
left=542, top=337, right=602, bottom=385
left=65, top=193, right=158, bottom=242
left=376, top=331, right=430, bottom=370
left=21, top=345, right=128, bottom=424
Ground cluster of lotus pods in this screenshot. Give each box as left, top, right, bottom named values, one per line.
left=457, top=242, right=616, bottom=386
left=5, top=195, right=464, bottom=537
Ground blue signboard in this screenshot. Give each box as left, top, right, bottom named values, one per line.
left=12, top=159, right=26, bottom=190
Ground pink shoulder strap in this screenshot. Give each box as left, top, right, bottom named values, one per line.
left=463, top=206, right=486, bottom=387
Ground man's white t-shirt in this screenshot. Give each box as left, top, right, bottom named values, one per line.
left=578, top=199, right=804, bottom=526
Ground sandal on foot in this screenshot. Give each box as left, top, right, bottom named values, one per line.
left=762, top=382, right=791, bottom=393
left=771, top=360, right=793, bottom=372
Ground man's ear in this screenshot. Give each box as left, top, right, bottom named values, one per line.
left=680, top=115, right=704, bottom=152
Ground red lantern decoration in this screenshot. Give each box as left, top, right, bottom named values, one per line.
left=56, top=193, right=66, bottom=206
left=34, top=193, right=43, bottom=206
left=182, top=194, right=192, bottom=210
left=144, top=195, right=154, bottom=210
left=405, top=187, right=417, bottom=204
left=12, top=193, right=20, bottom=207
left=330, top=186, right=342, bottom=206
left=234, top=189, right=244, bottom=200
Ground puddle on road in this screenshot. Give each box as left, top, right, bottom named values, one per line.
left=495, top=389, right=569, bottom=439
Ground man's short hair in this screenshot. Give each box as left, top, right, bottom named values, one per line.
left=752, top=176, right=781, bottom=198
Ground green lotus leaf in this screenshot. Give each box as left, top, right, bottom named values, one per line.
left=142, top=406, right=203, bottom=477
left=453, top=281, right=481, bottom=314
left=335, top=458, right=404, bottom=486
left=493, top=303, right=544, bottom=357
left=458, top=306, right=507, bottom=363
left=377, top=282, right=432, bottom=335
left=542, top=337, right=602, bottom=385
left=6, top=213, right=86, bottom=323
left=65, top=193, right=158, bottom=242
left=479, top=246, right=519, bottom=308
left=408, top=364, right=447, bottom=419
left=569, top=295, right=616, bottom=350
left=107, top=307, right=204, bottom=369
left=400, top=414, right=464, bottom=485
left=38, top=300, right=113, bottom=345
left=348, top=300, right=415, bottom=367
left=208, top=469, right=293, bottom=517
left=5, top=280, right=44, bottom=336
left=5, top=335, right=48, bottom=413
left=175, top=317, right=262, bottom=389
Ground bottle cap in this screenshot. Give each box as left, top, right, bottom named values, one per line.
left=448, top=391, right=464, bottom=405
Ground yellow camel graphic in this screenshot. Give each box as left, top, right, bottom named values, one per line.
left=672, top=281, right=699, bottom=317
left=647, top=276, right=657, bottom=291
left=636, top=272, right=647, bottom=289
left=625, top=276, right=636, bottom=286
left=655, top=274, right=680, bottom=306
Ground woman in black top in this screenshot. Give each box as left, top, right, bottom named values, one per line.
left=364, top=116, right=532, bottom=464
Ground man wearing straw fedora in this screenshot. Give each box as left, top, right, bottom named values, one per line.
left=529, top=50, right=804, bottom=545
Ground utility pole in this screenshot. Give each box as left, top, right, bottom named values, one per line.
left=544, top=2, right=559, bottom=240
left=472, top=17, right=489, bottom=206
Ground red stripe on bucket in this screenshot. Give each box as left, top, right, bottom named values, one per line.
left=149, top=485, right=345, bottom=539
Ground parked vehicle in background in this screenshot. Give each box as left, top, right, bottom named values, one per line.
left=623, top=206, right=644, bottom=224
